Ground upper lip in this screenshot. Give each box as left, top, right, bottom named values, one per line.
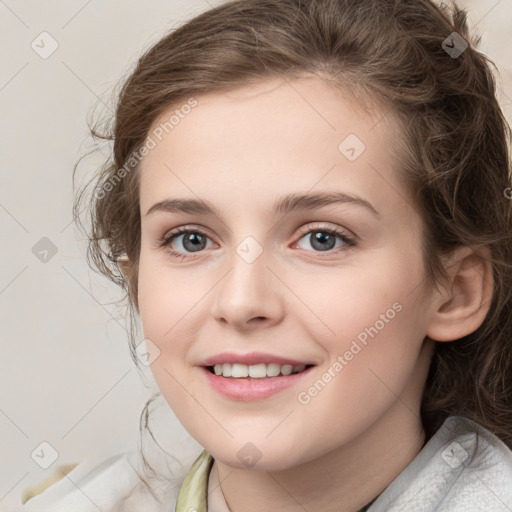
left=200, top=352, right=315, bottom=367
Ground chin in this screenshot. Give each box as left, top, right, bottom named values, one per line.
left=207, top=441, right=310, bottom=472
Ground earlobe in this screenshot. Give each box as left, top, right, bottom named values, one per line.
left=426, top=245, right=493, bottom=342
left=117, top=253, right=131, bottom=278
left=117, top=253, right=140, bottom=314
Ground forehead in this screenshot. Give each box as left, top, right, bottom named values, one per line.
left=138, top=77, right=411, bottom=220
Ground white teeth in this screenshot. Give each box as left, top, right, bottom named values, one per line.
left=248, top=363, right=267, bottom=378
left=231, top=363, right=249, bottom=378
left=266, top=363, right=281, bottom=377
left=222, top=363, right=232, bottom=377
left=281, top=365, right=293, bottom=376
left=211, top=363, right=309, bottom=378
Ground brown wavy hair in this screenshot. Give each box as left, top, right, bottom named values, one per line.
left=73, top=0, right=512, bottom=492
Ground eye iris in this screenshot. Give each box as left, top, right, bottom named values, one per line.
left=311, top=231, right=336, bottom=251
left=183, top=232, right=206, bottom=252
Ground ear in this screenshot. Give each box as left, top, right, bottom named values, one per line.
left=117, top=253, right=140, bottom=313
left=426, top=244, right=493, bottom=342
left=117, top=253, right=131, bottom=279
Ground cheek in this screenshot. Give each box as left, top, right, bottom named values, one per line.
left=137, top=249, right=201, bottom=339
left=137, top=265, right=193, bottom=412
left=293, top=253, right=419, bottom=345
left=293, top=296, right=425, bottom=452
left=296, top=254, right=427, bottom=395
left=137, top=259, right=187, bottom=387
left=136, top=255, right=211, bottom=393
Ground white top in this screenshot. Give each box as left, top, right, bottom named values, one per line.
left=18, top=416, right=512, bottom=511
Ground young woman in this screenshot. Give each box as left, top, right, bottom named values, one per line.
left=21, top=0, right=512, bottom=510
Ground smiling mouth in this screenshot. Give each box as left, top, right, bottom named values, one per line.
left=206, top=363, right=315, bottom=379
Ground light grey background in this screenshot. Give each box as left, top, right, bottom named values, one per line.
left=0, top=0, right=510, bottom=510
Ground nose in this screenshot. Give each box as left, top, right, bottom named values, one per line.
left=210, top=242, right=285, bottom=330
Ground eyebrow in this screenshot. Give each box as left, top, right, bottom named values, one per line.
left=145, top=191, right=380, bottom=218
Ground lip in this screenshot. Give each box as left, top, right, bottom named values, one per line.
left=200, top=351, right=314, bottom=367
left=200, top=365, right=315, bottom=401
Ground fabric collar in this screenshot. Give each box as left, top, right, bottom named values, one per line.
left=175, top=449, right=213, bottom=512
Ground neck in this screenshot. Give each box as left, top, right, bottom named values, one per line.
left=213, top=396, right=427, bottom=512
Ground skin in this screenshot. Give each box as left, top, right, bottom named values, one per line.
left=132, top=76, right=493, bottom=511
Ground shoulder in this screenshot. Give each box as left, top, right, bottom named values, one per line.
left=18, top=450, right=180, bottom=512
left=370, top=415, right=512, bottom=511
left=441, top=416, right=512, bottom=509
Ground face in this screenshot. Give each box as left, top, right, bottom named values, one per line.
left=137, top=77, right=435, bottom=471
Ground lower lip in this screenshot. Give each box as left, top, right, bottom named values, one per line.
left=200, top=366, right=315, bottom=401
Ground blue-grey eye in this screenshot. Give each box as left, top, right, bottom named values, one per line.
left=165, top=229, right=213, bottom=253
left=296, top=229, right=351, bottom=252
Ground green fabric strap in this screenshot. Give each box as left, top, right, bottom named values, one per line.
left=175, top=449, right=214, bottom=512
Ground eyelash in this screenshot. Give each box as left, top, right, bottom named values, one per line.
left=159, top=224, right=356, bottom=261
